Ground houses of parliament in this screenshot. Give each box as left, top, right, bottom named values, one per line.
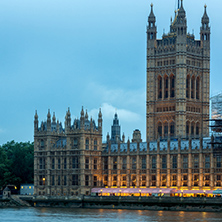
left=34, top=1, right=221, bottom=197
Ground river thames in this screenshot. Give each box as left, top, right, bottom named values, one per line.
left=0, top=208, right=222, bottom=222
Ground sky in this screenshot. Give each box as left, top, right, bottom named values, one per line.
left=0, top=0, right=220, bottom=145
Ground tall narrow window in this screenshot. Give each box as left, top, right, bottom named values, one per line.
left=186, top=122, right=190, bottom=137
left=104, top=157, right=108, bottom=170
left=94, top=158, right=97, bottom=170
left=191, top=76, right=195, bottom=99
left=196, top=77, right=200, bottom=100
left=58, top=158, right=61, bottom=169
left=217, top=156, right=221, bottom=168
left=64, top=158, right=67, bottom=169
left=158, top=122, right=162, bottom=138
left=191, top=122, right=194, bottom=136
left=170, top=122, right=175, bottom=137
left=186, top=75, right=190, bottom=98
left=164, top=75, right=169, bottom=98
left=164, top=122, right=168, bottom=138
left=85, top=157, right=89, bottom=169
left=172, top=156, right=177, bottom=169
left=72, top=157, right=79, bottom=169
left=122, top=157, right=127, bottom=170
left=170, top=75, right=175, bottom=98
left=196, top=122, right=200, bottom=136
left=85, top=138, right=89, bottom=150
left=158, top=76, right=162, bottom=99
left=72, top=175, right=78, bottom=186
left=113, top=157, right=117, bottom=170
left=142, top=157, right=146, bottom=169
left=94, top=139, right=97, bottom=151
left=52, top=158, right=55, bottom=169
left=152, top=156, right=156, bottom=169
left=183, top=156, right=188, bottom=169
left=162, top=156, right=167, bottom=169
left=194, top=155, right=199, bottom=168
left=132, top=157, right=136, bottom=170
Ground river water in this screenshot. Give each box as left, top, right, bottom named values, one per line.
left=0, top=208, right=222, bottom=222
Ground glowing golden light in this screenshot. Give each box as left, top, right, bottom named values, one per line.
left=42, top=178, right=45, bottom=181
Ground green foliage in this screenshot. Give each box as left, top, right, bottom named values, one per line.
left=0, top=141, right=34, bottom=190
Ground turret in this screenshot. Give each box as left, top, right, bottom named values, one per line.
left=34, top=110, right=38, bottom=132
left=85, top=110, right=88, bottom=121
left=65, top=108, right=71, bottom=132
left=122, top=133, right=125, bottom=143
left=98, top=108, right=102, bottom=133
left=176, top=0, right=187, bottom=37
left=80, top=106, right=85, bottom=129
left=90, top=117, right=93, bottom=131
left=47, top=109, right=51, bottom=132
left=147, top=3, right=157, bottom=41
left=52, top=112, right=56, bottom=123
left=200, top=5, right=210, bottom=43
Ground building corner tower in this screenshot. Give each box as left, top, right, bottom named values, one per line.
left=146, top=1, right=210, bottom=141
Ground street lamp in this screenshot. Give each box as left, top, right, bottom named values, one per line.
left=159, top=189, right=162, bottom=197
left=100, top=189, right=103, bottom=196
left=181, top=190, right=183, bottom=197
left=119, top=189, right=122, bottom=196
left=139, top=189, right=141, bottom=196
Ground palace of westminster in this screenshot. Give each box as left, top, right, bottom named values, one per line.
left=34, top=1, right=221, bottom=196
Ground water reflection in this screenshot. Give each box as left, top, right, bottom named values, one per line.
left=0, top=208, right=222, bottom=222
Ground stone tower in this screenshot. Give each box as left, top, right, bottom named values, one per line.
left=146, top=1, right=210, bottom=141
left=110, top=113, right=121, bottom=143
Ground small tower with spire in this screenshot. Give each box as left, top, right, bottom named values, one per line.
left=34, top=110, right=38, bottom=133
left=147, top=3, right=157, bottom=42
left=80, top=106, right=85, bottom=129
left=98, top=108, right=102, bottom=133
left=110, top=113, right=121, bottom=144
left=47, top=109, right=51, bottom=132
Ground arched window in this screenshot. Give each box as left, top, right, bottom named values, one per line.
left=186, top=122, right=190, bottom=137
left=196, top=122, right=200, bottom=136
left=196, top=77, right=200, bottom=100
left=158, top=122, right=162, bottom=138
left=158, top=76, right=162, bottom=99
left=170, top=122, right=175, bottom=137
left=186, top=75, right=190, bottom=98
left=170, top=75, right=175, bottom=98
left=191, top=76, right=195, bottom=99
left=191, top=122, right=195, bottom=136
left=164, top=122, right=168, bottom=138
left=164, top=75, right=169, bottom=99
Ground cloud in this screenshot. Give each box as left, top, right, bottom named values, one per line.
left=87, top=81, right=145, bottom=108
left=89, top=103, right=141, bottom=122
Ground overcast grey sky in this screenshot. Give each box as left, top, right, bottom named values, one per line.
left=0, top=0, right=220, bottom=144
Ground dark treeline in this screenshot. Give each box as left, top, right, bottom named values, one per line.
left=0, top=141, right=34, bottom=190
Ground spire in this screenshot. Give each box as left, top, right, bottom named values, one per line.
left=47, top=109, right=51, bottom=120
left=98, top=108, right=102, bottom=119
left=202, top=4, right=209, bottom=24
left=148, top=3, right=156, bottom=24
left=52, top=112, right=56, bottom=123
left=81, top=106, right=84, bottom=117
left=85, top=109, right=88, bottom=120
left=178, top=0, right=185, bottom=16
left=34, top=110, right=38, bottom=132
left=34, top=110, right=38, bottom=120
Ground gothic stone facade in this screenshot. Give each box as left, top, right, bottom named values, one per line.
left=146, top=2, right=210, bottom=141
left=34, top=108, right=103, bottom=196
left=34, top=3, right=218, bottom=197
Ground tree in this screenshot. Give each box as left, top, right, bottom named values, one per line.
left=0, top=141, right=34, bottom=190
